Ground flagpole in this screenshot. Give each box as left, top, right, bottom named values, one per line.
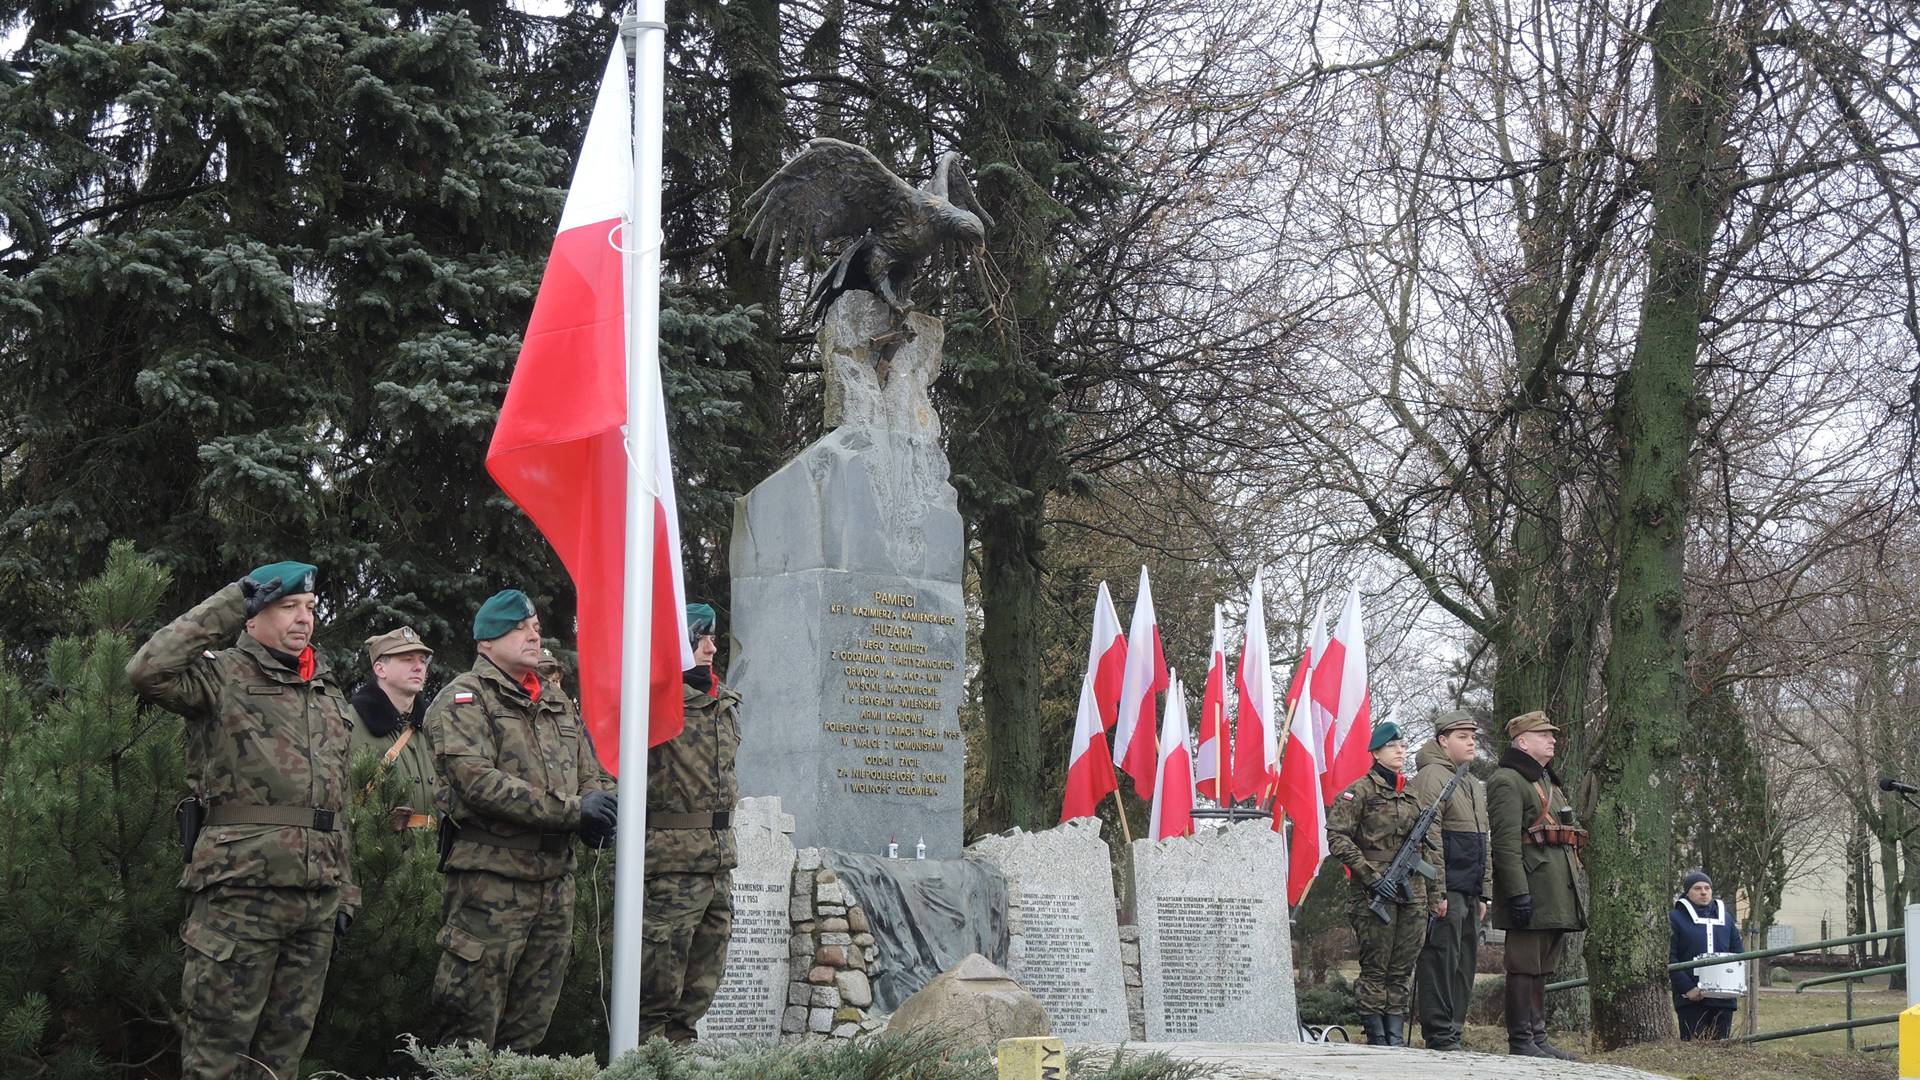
left=610, top=0, right=667, bottom=1060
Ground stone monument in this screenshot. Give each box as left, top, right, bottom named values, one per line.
left=1131, top=820, right=1300, bottom=1042
left=728, top=294, right=968, bottom=858
left=695, top=796, right=797, bottom=1042
left=966, top=819, right=1131, bottom=1043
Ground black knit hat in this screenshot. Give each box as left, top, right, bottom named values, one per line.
left=1680, top=869, right=1711, bottom=893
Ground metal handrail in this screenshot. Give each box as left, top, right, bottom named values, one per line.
left=1795, top=963, right=1904, bottom=991
left=1545, top=928, right=1905, bottom=993
left=1729, top=1013, right=1901, bottom=1045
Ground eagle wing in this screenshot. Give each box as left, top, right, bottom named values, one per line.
left=744, top=138, right=920, bottom=266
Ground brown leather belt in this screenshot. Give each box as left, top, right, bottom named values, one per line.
left=650, top=811, right=731, bottom=830
left=403, top=814, right=434, bottom=830
left=460, top=823, right=571, bottom=853
left=205, top=805, right=339, bottom=831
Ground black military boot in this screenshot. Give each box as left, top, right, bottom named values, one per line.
left=1531, top=974, right=1579, bottom=1060
left=1362, top=1014, right=1389, bottom=1045
left=1505, top=976, right=1547, bottom=1056
left=1384, top=1014, right=1407, bottom=1047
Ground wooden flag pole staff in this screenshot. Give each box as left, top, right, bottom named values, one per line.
left=1261, top=693, right=1304, bottom=815
left=1111, top=789, right=1133, bottom=844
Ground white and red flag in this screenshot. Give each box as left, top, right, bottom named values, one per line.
left=1112, top=565, right=1169, bottom=798
left=1231, top=570, right=1277, bottom=803
left=1273, top=592, right=1328, bottom=905
left=1149, top=671, right=1195, bottom=840
left=486, top=43, right=693, bottom=774
left=1196, top=605, right=1230, bottom=802
left=1061, top=582, right=1127, bottom=821
left=1313, top=585, right=1374, bottom=797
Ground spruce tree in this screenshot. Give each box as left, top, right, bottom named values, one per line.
left=0, top=542, right=182, bottom=1077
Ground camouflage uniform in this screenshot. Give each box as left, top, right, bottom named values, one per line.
left=638, top=679, right=742, bottom=1043
left=426, top=654, right=609, bottom=1051
left=1326, top=763, right=1441, bottom=1022
left=126, top=583, right=359, bottom=1080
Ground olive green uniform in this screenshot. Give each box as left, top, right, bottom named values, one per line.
left=1410, top=738, right=1492, bottom=1049
left=126, top=584, right=361, bottom=1080
left=348, top=685, right=440, bottom=829
left=426, top=655, right=609, bottom=1051
left=1488, top=744, right=1587, bottom=1055
left=1326, top=763, right=1441, bottom=1017
left=639, top=680, right=742, bottom=1043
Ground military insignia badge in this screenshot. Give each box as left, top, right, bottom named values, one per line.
left=453, top=691, right=475, bottom=704
left=401, top=628, right=415, bottom=641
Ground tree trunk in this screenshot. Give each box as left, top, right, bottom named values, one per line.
left=1585, top=0, right=1742, bottom=1049
left=973, top=510, right=1047, bottom=834
left=719, top=0, right=787, bottom=484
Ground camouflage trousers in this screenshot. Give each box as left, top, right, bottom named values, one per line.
left=638, top=870, right=733, bottom=1043
left=1349, top=888, right=1427, bottom=1014
left=430, top=870, right=576, bottom=1051
left=179, top=884, right=340, bottom=1080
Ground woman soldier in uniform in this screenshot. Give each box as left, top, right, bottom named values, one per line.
left=1326, top=721, right=1441, bottom=1045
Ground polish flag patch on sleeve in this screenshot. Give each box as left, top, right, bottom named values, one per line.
left=453, top=691, right=475, bottom=704
left=1339, top=791, right=1356, bottom=801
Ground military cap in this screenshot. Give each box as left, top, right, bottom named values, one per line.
left=686, top=603, right=717, bottom=638
left=1505, top=710, right=1559, bottom=738
left=366, top=625, right=433, bottom=663
left=1433, top=710, right=1477, bottom=735
left=1368, top=720, right=1402, bottom=751
left=537, top=648, right=561, bottom=675
left=246, top=560, right=317, bottom=598
left=473, top=589, right=537, bottom=641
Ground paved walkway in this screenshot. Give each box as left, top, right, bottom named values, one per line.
left=1083, top=1043, right=1669, bottom=1079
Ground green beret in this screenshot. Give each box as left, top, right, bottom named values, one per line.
left=686, top=603, right=717, bottom=638
left=473, top=589, right=537, bottom=641
left=1368, top=721, right=1402, bottom=752
left=247, top=561, right=317, bottom=597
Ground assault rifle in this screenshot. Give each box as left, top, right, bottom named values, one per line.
left=1368, top=761, right=1470, bottom=922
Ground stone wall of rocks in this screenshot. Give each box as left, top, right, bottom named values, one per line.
left=1119, top=925, right=1146, bottom=1039
left=783, top=847, right=884, bottom=1042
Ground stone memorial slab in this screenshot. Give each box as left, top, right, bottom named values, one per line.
left=731, top=296, right=967, bottom=858
left=696, top=796, right=797, bottom=1042
left=1131, top=821, right=1299, bottom=1042
left=967, top=819, right=1130, bottom=1043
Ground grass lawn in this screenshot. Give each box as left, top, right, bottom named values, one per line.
left=1448, top=980, right=1899, bottom=1080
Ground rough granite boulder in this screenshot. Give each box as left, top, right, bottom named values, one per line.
left=884, top=953, right=1050, bottom=1051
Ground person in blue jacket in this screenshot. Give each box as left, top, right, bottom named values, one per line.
left=1670, top=869, right=1743, bottom=1039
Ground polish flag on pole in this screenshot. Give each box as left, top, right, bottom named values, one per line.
left=1061, top=582, right=1127, bottom=822
left=484, top=18, right=680, bottom=1060
left=1230, top=570, right=1277, bottom=803
left=1273, top=594, right=1328, bottom=905
left=1196, top=605, right=1230, bottom=803
left=1149, top=672, right=1195, bottom=840
left=1113, top=566, right=1169, bottom=798
left=1313, top=585, right=1374, bottom=797
left=486, top=40, right=691, bottom=772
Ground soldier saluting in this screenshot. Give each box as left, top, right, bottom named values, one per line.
left=126, top=561, right=359, bottom=1080
left=425, top=589, right=618, bottom=1051
left=1488, top=710, right=1587, bottom=1059
left=1326, top=721, right=1440, bottom=1046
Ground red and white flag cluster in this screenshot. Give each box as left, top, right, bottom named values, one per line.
left=1058, top=567, right=1376, bottom=908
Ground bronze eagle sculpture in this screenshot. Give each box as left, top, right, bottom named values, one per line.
left=744, top=138, right=993, bottom=320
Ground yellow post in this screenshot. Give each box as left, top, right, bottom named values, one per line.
left=998, top=1035, right=1067, bottom=1080
left=1900, top=1003, right=1920, bottom=1079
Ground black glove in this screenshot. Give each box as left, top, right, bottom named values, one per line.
left=1508, top=893, right=1534, bottom=928
left=239, top=575, right=287, bottom=617
left=332, top=910, right=353, bottom=960
left=580, top=790, right=619, bottom=836
left=1368, top=877, right=1399, bottom=904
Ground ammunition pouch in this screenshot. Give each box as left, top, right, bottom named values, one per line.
left=1523, top=823, right=1588, bottom=851
left=176, top=795, right=206, bottom=863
